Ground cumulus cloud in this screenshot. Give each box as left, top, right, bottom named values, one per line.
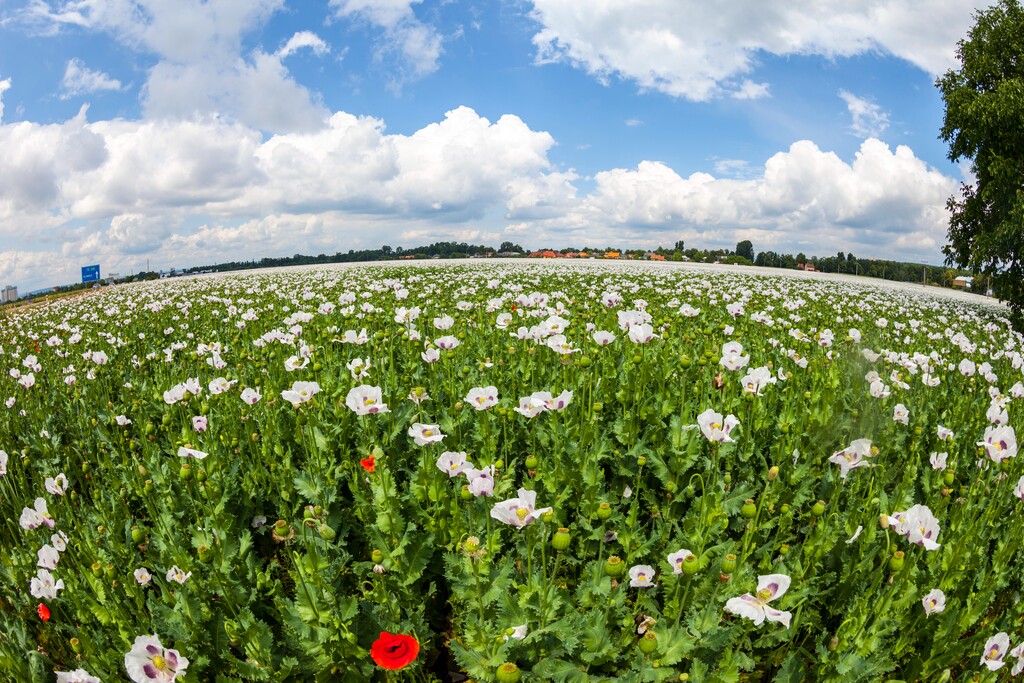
left=0, top=101, right=957, bottom=291
left=330, top=0, right=443, bottom=82
left=61, top=58, right=123, bottom=98
left=27, top=0, right=327, bottom=132
left=521, top=138, right=956, bottom=261
left=0, top=76, right=10, bottom=122
left=528, top=0, right=987, bottom=100
left=839, top=90, right=890, bottom=138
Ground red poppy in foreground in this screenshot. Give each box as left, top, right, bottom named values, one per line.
left=360, top=455, right=375, bottom=473
left=37, top=603, right=50, bottom=622
left=370, top=631, right=419, bottom=670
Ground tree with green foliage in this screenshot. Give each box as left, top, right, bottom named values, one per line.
left=937, top=0, right=1024, bottom=329
left=735, top=240, right=754, bottom=262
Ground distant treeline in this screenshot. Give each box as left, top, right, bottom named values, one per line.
left=185, top=241, right=974, bottom=292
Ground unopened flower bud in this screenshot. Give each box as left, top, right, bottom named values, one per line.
left=461, top=484, right=473, bottom=501
left=879, top=514, right=890, bottom=530
left=723, top=472, right=732, bottom=485
left=768, top=466, right=779, bottom=481
left=779, top=544, right=790, bottom=556
left=828, top=636, right=839, bottom=651
left=943, top=470, right=955, bottom=486
left=780, top=504, right=790, bottom=515
left=318, top=524, right=336, bottom=541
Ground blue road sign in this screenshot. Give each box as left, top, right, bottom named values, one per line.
left=81, top=265, right=100, bottom=283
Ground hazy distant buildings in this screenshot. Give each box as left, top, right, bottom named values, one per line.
left=1, top=285, right=17, bottom=303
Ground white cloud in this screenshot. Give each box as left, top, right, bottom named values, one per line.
left=330, top=0, right=443, bottom=82
left=61, top=58, right=123, bottom=98
left=528, top=0, right=987, bottom=100
left=732, top=80, right=770, bottom=101
left=28, top=0, right=327, bottom=132
left=0, top=76, right=10, bottom=122
left=839, top=90, right=890, bottom=138
left=0, top=102, right=958, bottom=291
left=276, top=31, right=330, bottom=59
left=624, top=118, right=642, bottom=127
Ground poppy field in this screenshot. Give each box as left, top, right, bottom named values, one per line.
left=1, top=261, right=1022, bottom=682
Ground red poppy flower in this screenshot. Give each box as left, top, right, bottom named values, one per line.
left=370, top=631, right=419, bottom=670
left=360, top=456, right=375, bottom=473
left=37, top=603, right=50, bottom=622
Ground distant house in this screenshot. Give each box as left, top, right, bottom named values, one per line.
left=604, top=251, right=621, bottom=259
left=797, top=263, right=816, bottom=272
left=648, top=253, right=666, bottom=261
left=952, top=276, right=973, bottom=289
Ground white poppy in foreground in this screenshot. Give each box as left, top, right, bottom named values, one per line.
left=124, top=634, right=189, bottom=683
left=345, top=385, right=390, bottom=415
left=977, top=425, right=1017, bottom=464
left=981, top=632, right=1010, bottom=671
left=281, top=381, right=321, bottom=406
left=696, top=408, right=739, bottom=443
left=503, top=624, right=528, bottom=641
left=176, top=446, right=207, bottom=460
left=408, top=423, right=445, bottom=446
left=888, top=504, right=941, bottom=550
left=490, top=488, right=552, bottom=528
left=922, top=588, right=945, bottom=616
left=667, top=549, right=695, bottom=574
left=829, top=439, right=874, bottom=479
left=628, top=564, right=656, bottom=588
left=724, top=574, right=793, bottom=628
left=240, top=387, right=262, bottom=405
left=436, top=451, right=470, bottom=477
left=465, top=386, right=499, bottom=410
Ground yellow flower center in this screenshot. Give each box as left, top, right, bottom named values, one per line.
left=424, top=429, right=433, bottom=437
left=363, top=397, right=375, bottom=405
left=152, top=655, right=168, bottom=671
left=516, top=508, right=528, bottom=520
left=756, top=588, right=772, bottom=602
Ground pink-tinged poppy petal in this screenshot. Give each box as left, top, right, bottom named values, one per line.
left=724, top=595, right=765, bottom=625
left=757, top=574, right=791, bottom=600
left=763, top=607, right=792, bottom=629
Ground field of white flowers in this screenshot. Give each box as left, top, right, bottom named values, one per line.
left=1, top=261, right=1021, bottom=682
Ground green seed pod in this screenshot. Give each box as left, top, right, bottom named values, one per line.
left=638, top=631, right=658, bottom=654
left=680, top=355, right=692, bottom=369
left=943, top=470, right=955, bottom=486
left=552, top=528, right=571, bottom=551
left=318, top=524, right=336, bottom=542
left=179, top=463, right=192, bottom=480
left=811, top=500, right=826, bottom=517
left=525, top=455, right=539, bottom=469
left=131, top=526, right=145, bottom=543
left=371, top=550, right=384, bottom=563
left=723, top=472, right=732, bottom=485
left=91, top=562, right=103, bottom=577
left=681, top=554, right=700, bottom=576
left=768, top=466, right=779, bottom=481
left=195, top=469, right=207, bottom=483
left=722, top=554, right=737, bottom=573
left=779, top=544, right=790, bottom=556
left=741, top=499, right=757, bottom=519
left=578, top=356, right=592, bottom=368
left=70, top=637, right=82, bottom=653
left=596, top=502, right=613, bottom=520
left=605, top=555, right=626, bottom=578
left=494, top=460, right=504, bottom=470
left=495, top=663, right=522, bottom=683
left=889, top=551, right=905, bottom=572
left=637, top=455, right=647, bottom=466
left=460, top=485, right=473, bottom=501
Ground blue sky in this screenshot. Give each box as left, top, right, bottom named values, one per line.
left=0, top=0, right=990, bottom=291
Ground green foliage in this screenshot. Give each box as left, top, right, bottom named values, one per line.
left=0, top=262, right=1021, bottom=682
left=937, top=0, right=1024, bottom=330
